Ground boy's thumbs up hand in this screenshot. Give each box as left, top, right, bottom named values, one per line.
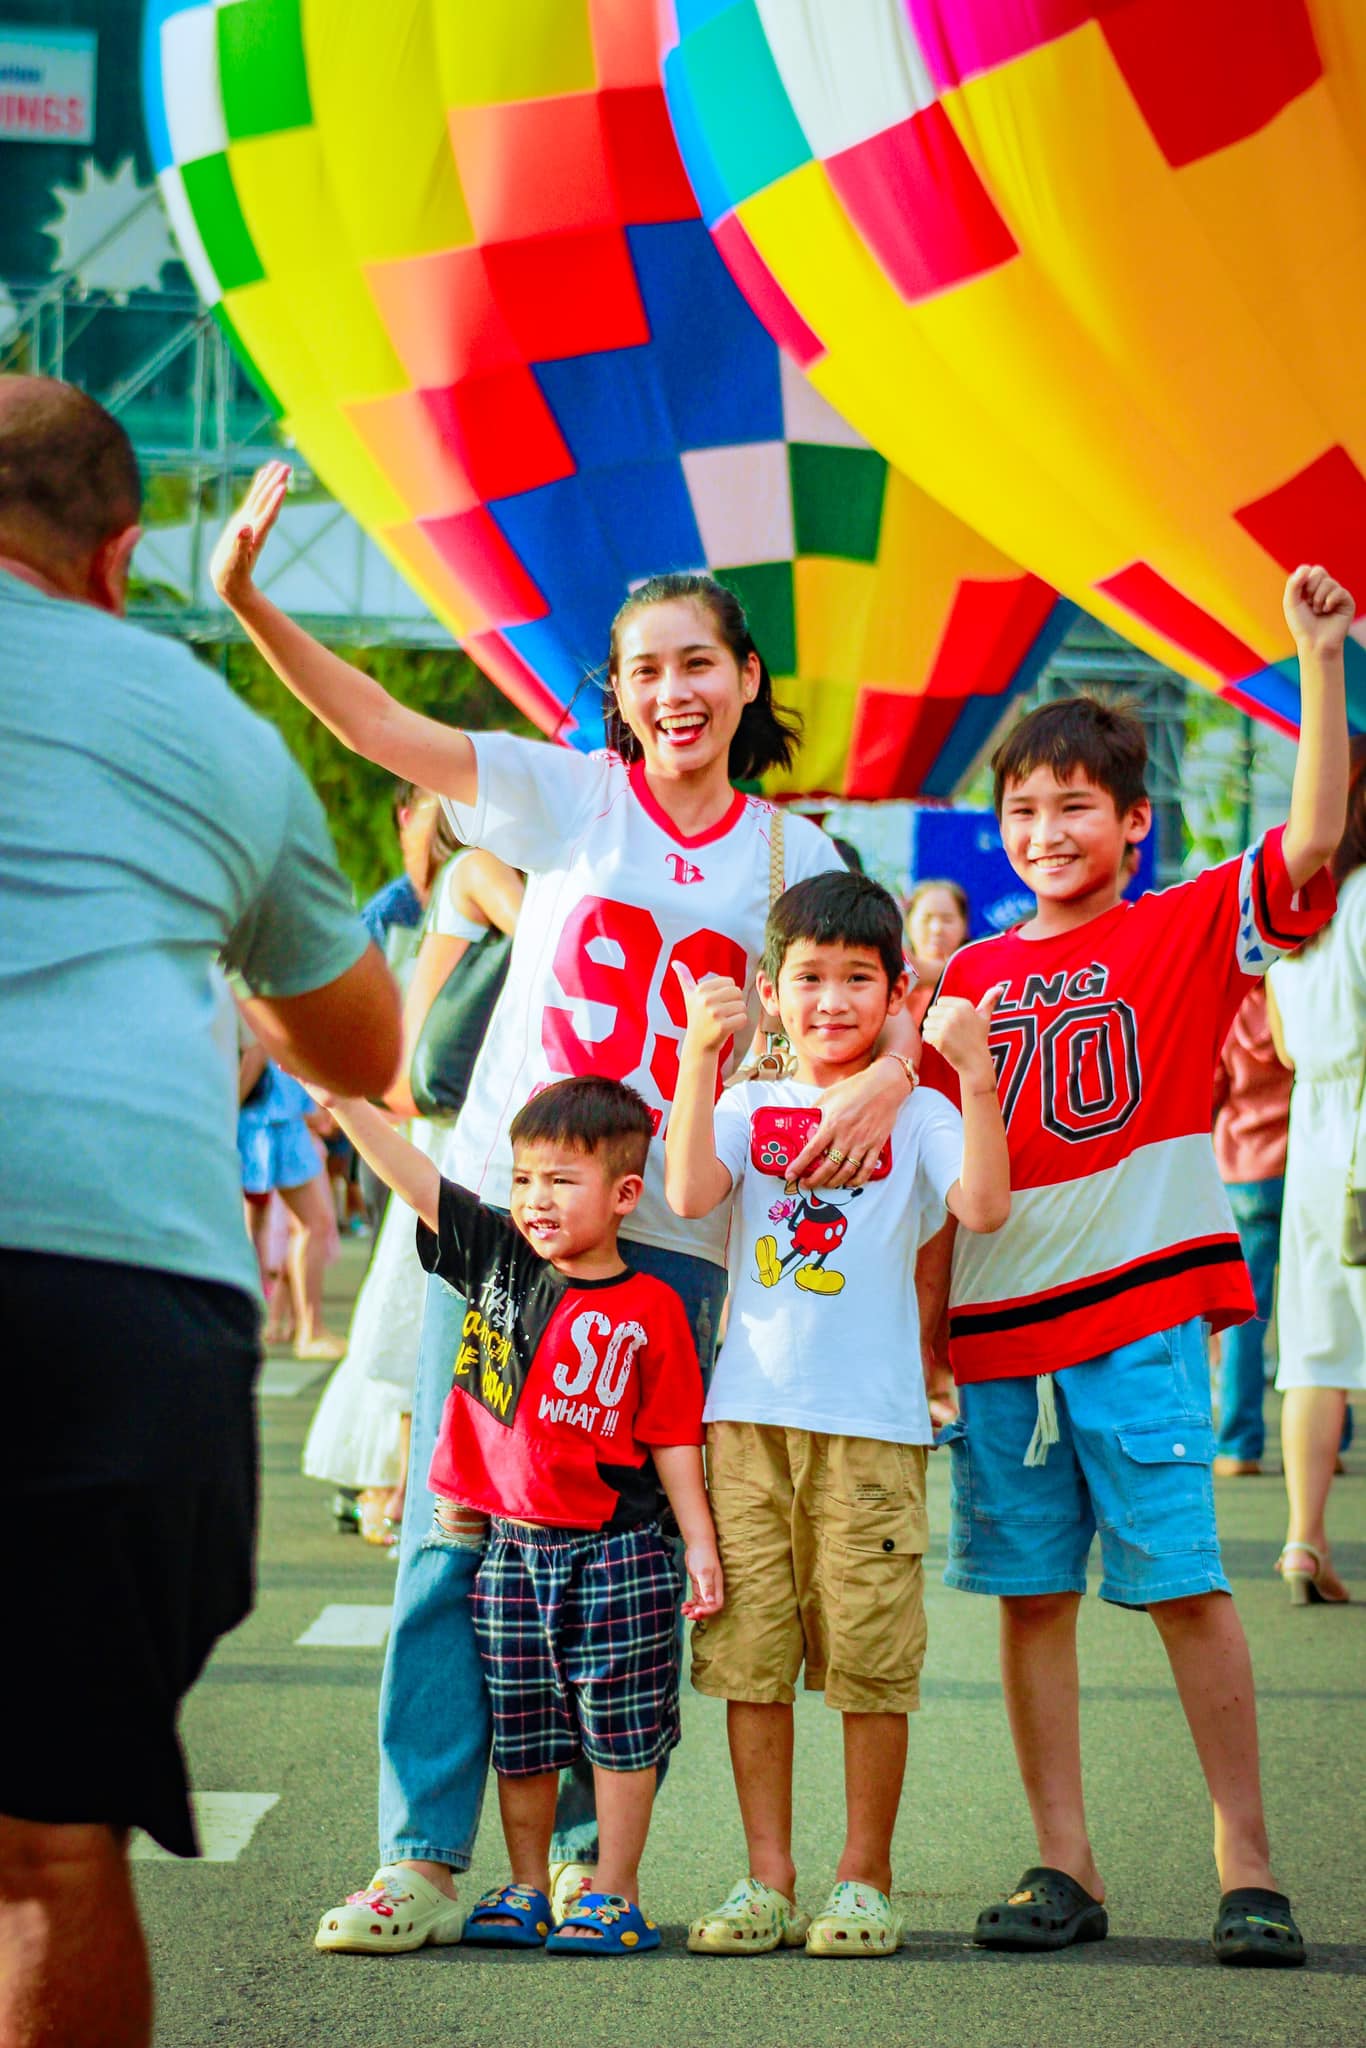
left=674, top=960, right=750, bottom=1054
left=923, top=985, right=1006, bottom=1091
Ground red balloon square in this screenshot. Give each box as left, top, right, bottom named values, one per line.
left=1235, top=446, right=1366, bottom=608
left=1102, top=0, right=1321, bottom=169
left=418, top=368, right=575, bottom=503
left=826, top=104, right=1017, bottom=307
left=483, top=224, right=650, bottom=362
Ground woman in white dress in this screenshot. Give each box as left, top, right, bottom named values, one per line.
left=302, top=846, right=522, bottom=1533
left=1267, top=755, right=1366, bottom=1604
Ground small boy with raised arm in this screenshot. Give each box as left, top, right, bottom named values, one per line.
left=918, top=566, right=1353, bottom=1968
left=665, top=870, right=1010, bottom=1958
left=314, top=1075, right=722, bottom=1958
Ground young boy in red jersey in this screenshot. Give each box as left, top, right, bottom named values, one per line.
left=918, top=565, right=1354, bottom=1968
left=313, top=1075, right=721, bottom=1958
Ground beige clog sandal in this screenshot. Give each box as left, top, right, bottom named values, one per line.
left=687, top=1876, right=811, bottom=1954
left=804, top=1879, right=901, bottom=1957
left=314, top=1865, right=466, bottom=1953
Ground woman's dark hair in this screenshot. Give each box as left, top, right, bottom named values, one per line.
left=992, top=694, right=1147, bottom=817
left=509, top=1075, right=653, bottom=1180
left=604, top=572, right=802, bottom=783
left=1332, top=737, right=1366, bottom=886
left=763, top=870, right=905, bottom=991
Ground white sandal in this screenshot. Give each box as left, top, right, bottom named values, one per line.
left=1276, top=1543, right=1350, bottom=1606
left=688, top=1876, right=811, bottom=1954
left=805, top=1879, right=901, bottom=1957
left=314, top=1866, right=466, bottom=1952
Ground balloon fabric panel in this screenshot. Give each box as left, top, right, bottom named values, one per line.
left=660, top=0, right=1366, bottom=737
left=144, top=0, right=1076, bottom=792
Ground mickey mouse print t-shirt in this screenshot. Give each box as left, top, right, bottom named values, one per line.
left=418, top=1180, right=703, bottom=1531
left=704, top=1080, right=964, bottom=1445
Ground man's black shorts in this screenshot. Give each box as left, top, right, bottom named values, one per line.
left=6, top=1248, right=260, bottom=1856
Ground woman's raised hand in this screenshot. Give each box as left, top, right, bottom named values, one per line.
left=210, top=461, right=290, bottom=611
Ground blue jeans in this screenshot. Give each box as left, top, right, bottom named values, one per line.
left=377, top=1238, right=725, bottom=1872
left=1215, top=1177, right=1283, bottom=1462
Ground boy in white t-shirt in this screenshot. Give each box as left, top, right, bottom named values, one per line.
left=664, top=870, right=1009, bottom=1958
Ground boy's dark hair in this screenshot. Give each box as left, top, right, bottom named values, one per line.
left=992, top=695, right=1148, bottom=817
left=509, top=1076, right=653, bottom=1180
left=763, top=870, right=904, bottom=990
left=605, top=571, right=802, bottom=782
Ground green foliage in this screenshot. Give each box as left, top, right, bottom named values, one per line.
left=213, top=641, right=538, bottom=901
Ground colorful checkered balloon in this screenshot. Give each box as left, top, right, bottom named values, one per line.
left=660, top=0, right=1366, bottom=736
left=141, top=0, right=1075, bottom=798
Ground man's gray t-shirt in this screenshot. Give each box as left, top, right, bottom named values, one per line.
left=0, top=573, right=369, bottom=1296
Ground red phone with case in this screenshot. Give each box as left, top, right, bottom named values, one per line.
left=749, top=1105, right=892, bottom=1180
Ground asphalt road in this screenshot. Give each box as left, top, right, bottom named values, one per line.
left=135, top=1239, right=1366, bottom=2048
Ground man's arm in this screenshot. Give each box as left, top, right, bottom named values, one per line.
left=305, top=1091, right=441, bottom=1230
left=1281, top=564, right=1354, bottom=889
left=665, top=969, right=747, bottom=1217
left=241, top=945, right=401, bottom=1100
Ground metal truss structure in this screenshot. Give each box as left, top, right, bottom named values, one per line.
left=0, top=276, right=453, bottom=648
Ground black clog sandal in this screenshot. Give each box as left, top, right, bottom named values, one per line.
left=1212, top=1888, right=1305, bottom=1968
left=973, top=1866, right=1109, bottom=1951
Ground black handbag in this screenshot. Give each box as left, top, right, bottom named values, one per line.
left=408, top=926, right=512, bottom=1120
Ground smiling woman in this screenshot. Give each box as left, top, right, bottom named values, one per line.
left=206, top=473, right=934, bottom=1946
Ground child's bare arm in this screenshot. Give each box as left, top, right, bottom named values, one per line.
left=921, top=989, right=1011, bottom=1233
left=309, top=1089, right=441, bottom=1230
left=1282, top=565, right=1353, bottom=888
left=651, top=1444, right=723, bottom=1617
left=664, top=966, right=747, bottom=1217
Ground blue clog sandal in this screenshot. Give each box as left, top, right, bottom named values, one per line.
left=461, top=1882, right=553, bottom=1949
left=544, top=1891, right=661, bottom=1956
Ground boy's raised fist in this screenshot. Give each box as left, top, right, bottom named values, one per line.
left=1283, top=564, right=1355, bottom=656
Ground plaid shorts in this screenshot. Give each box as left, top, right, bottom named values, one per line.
left=470, top=1519, right=682, bottom=1777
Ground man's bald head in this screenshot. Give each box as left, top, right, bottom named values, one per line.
left=0, top=375, right=142, bottom=570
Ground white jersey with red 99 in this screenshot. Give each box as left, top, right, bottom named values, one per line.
left=441, top=733, right=842, bottom=1267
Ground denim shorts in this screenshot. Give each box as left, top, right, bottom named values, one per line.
left=939, top=1320, right=1228, bottom=1608
left=237, top=1115, right=321, bottom=1195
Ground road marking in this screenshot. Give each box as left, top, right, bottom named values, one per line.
left=295, top=1603, right=394, bottom=1648
left=130, top=1793, right=280, bottom=1863
left=258, top=1361, right=329, bottom=1398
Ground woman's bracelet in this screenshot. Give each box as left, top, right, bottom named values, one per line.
left=879, top=1050, right=917, bottom=1090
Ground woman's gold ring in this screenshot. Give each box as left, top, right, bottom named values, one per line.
left=826, top=1147, right=846, bottom=1165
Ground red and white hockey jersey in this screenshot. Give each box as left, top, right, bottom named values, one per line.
left=918, top=828, right=1334, bottom=1382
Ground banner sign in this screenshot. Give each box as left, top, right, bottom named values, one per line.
left=909, top=806, right=1156, bottom=941
left=0, top=27, right=96, bottom=144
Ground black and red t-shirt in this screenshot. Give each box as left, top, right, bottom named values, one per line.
left=417, top=1180, right=703, bottom=1531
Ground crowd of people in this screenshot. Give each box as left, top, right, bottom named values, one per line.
left=3, top=375, right=1363, bottom=2045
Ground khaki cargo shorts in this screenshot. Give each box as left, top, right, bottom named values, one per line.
left=691, top=1422, right=929, bottom=1714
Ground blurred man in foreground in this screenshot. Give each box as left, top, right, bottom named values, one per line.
left=0, top=375, right=401, bottom=2048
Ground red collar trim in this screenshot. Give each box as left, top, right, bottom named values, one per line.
left=627, top=759, right=747, bottom=848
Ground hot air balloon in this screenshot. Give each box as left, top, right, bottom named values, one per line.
left=141, top=0, right=1074, bottom=798
left=660, top=0, right=1366, bottom=737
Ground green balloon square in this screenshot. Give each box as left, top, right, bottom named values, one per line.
left=790, top=444, right=888, bottom=564
left=180, top=152, right=266, bottom=293
left=715, top=561, right=797, bottom=677
left=219, top=0, right=313, bottom=143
